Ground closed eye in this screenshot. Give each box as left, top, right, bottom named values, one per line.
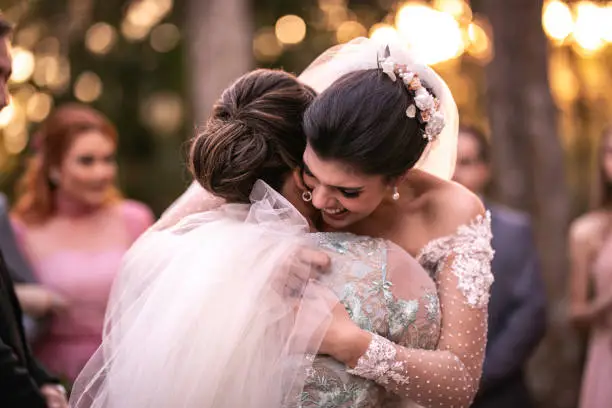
left=77, top=155, right=95, bottom=166
left=338, top=189, right=362, bottom=198
left=302, top=163, right=364, bottom=198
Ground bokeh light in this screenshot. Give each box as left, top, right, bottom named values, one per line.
left=150, top=23, right=181, bottom=53
left=369, top=23, right=399, bottom=45
left=433, top=0, right=472, bottom=21
left=4, top=132, right=28, bottom=155
left=11, top=47, right=35, bottom=83
left=542, top=1, right=574, bottom=42
left=26, top=92, right=53, bottom=122
left=254, top=27, right=283, bottom=62
left=336, top=21, right=367, bottom=44
left=601, top=4, right=612, bottom=42
left=396, top=3, right=464, bottom=65
left=121, top=0, right=173, bottom=42
left=466, top=19, right=493, bottom=63
left=85, top=22, right=117, bottom=55
left=571, top=1, right=604, bottom=56
left=74, top=71, right=103, bottom=103
left=275, top=15, right=307, bottom=45
left=0, top=101, right=15, bottom=128
left=15, top=24, right=42, bottom=49
left=140, top=92, right=183, bottom=135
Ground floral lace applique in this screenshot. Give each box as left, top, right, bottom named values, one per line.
left=299, top=233, right=441, bottom=407
left=344, top=213, right=494, bottom=407
left=347, top=334, right=410, bottom=386
left=418, top=212, right=494, bottom=309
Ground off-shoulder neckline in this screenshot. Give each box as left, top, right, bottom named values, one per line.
left=416, top=211, right=492, bottom=262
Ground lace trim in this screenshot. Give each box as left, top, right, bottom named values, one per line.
left=346, top=333, right=410, bottom=386
left=417, top=212, right=494, bottom=308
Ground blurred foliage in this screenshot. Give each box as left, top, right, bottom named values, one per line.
left=0, top=0, right=189, bottom=214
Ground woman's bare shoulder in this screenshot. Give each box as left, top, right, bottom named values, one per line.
left=570, top=211, right=609, bottom=247
left=418, top=176, right=485, bottom=238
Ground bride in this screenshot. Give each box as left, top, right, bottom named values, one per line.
left=70, top=39, right=493, bottom=408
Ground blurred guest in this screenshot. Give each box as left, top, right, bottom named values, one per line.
left=570, top=126, right=612, bottom=408
left=10, top=103, right=154, bottom=382
left=453, top=125, right=546, bottom=408
left=0, top=15, right=68, bottom=408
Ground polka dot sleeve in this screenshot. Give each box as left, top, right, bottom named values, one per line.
left=347, top=213, right=494, bottom=407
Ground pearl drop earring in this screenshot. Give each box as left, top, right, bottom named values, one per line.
left=392, top=186, right=400, bottom=201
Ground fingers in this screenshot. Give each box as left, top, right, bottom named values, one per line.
left=41, top=387, right=68, bottom=408
left=296, top=248, right=331, bottom=272
left=273, top=246, right=332, bottom=301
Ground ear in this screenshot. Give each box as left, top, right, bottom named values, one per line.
left=292, top=168, right=307, bottom=190
left=386, top=171, right=408, bottom=188
left=49, top=167, right=61, bottom=185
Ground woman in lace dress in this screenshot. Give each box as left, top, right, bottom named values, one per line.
left=291, top=38, right=493, bottom=408
left=570, top=126, right=612, bottom=408
left=71, top=44, right=492, bottom=408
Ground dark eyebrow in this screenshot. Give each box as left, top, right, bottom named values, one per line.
left=302, top=162, right=365, bottom=192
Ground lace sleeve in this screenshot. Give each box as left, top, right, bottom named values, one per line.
left=347, top=212, right=494, bottom=407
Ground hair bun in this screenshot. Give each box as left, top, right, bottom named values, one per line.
left=190, top=69, right=315, bottom=203
left=191, top=117, right=270, bottom=203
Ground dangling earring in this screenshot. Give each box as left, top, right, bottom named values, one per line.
left=49, top=169, right=60, bottom=187
left=392, top=186, right=400, bottom=201
left=302, top=191, right=312, bottom=202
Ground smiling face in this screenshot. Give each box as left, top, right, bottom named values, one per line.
left=301, top=144, right=391, bottom=229
left=54, top=130, right=117, bottom=207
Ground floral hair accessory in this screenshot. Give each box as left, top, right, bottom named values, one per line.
left=377, top=46, right=445, bottom=142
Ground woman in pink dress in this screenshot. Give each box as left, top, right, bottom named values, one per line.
left=570, top=126, right=612, bottom=408
left=10, top=103, right=154, bottom=382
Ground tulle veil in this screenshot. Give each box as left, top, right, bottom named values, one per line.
left=70, top=181, right=338, bottom=408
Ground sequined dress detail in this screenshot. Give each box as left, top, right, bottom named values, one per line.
left=300, top=213, right=494, bottom=408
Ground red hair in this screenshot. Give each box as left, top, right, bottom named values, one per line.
left=13, top=103, right=121, bottom=224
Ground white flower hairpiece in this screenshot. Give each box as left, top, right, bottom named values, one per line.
left=377, top=50, right=445, bottom=143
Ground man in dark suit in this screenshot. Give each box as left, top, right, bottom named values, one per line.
left=453, top=126, right=547, bottom=408
left=0, top=192, right=36, bottom=284
left=0, top=16, right=68, bottom=408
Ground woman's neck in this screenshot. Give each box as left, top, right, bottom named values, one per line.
left=54, top=190, right=100, bottom=217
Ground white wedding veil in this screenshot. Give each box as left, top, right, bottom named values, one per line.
left=70, top=181, right=338, bottom=408
left=299, top=37, right=458, bottom=180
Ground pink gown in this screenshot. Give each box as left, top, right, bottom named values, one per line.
left=11, top=194, right=154, bottom=381
left=579, top=235, right=612, bottom=408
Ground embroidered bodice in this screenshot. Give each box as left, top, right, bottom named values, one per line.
left=300, top=213, right=494, bottom=408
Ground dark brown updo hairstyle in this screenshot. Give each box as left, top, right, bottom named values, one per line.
left=13, top=103, right=121, bottom=224
left=304, top=69, right=430, bottom=179
left=190, top=69, right=316, bottom=203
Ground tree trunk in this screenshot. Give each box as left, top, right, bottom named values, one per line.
left=481, top=1, right=579, bottom=407
left=185, top=0, right=253, bottom=126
